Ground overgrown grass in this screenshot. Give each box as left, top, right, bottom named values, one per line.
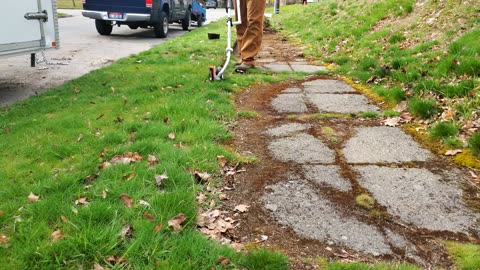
left=445, top=242, right=480, bottom=270
left=0, top=21, right=296, bottom=269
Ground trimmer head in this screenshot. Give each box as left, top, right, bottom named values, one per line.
left=208, top=65, right=224, bottom=81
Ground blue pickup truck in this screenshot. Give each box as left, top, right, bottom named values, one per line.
left=82, top=0, right=193, bottom=38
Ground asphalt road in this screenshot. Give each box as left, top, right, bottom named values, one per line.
left=0, top=8, right=227, bottom=106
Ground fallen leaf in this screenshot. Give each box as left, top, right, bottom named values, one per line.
left=102, top=189, right=109, bottom=199
left=196, top=193, right=207, bottom=204
left=445, top=149, right=462, bottom=156
left=168, top=213, right=187, bottom=231
left=77, top=134, right=83, bottom=142
left=129, top=132, right=135, bottom=143
left=99, top=161, right=111, bottom=170
left=138, top=200, right=151, bottom=207
left=441, top=108, right=456, bottom=121
left=230, top=243, right=244, bottom=252
left=93, top=263, right=104, bottom=270
left=0, top=234, right=9, bottom=245
left=60, top=215, right=69, bottom=223
left=120, top=225, right=133, bottom=239
left=5, top=127, right=10, bottom=134
left=383, top=117, right=400, bottom=127
left=168, top=133, right=176, bottom=140
left=28, top=192, right=40, bottom=202
left=217, top=256, right=231, bottom=265
left=0, top=210, right=4, bottom=215
left=147, top=155, right=158, bottom=168
left=71, top=206, right=79, bottom=215
left=75, top=197, right=88, bottom=205
left=74, top=87, right=80, bottom=93
left=105, top=255, right=126, bottom=265
left=143, top=212, right=155, bottom=222
left=154, top=222, right=163, bottom=233
left=469, top=171, right=478, bottom=178
left=109, top=152, right=143, bottom=165
left=84, top=174, right=97, bottom=184
left=122, top=172, right=137, bottom=181
left=217, top=155, right=228, bottom=167
left=120, top=194, right=133, bottom=208
left=155, top=172, right=169, bottom=187
left=218, top=193, right=228, bottom=200
left=194, top=170, right=211, bottom=183
left=111, top=86, right=115, bottom=93
left=50, top=230, right=64, bottom=242
left=366, top=75, right=377, bottom=83
left=234, top=204, right=249, bottom=213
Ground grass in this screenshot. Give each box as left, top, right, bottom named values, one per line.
left=445, top=242, right=480, bottom=270
left=429, top=121, right=459, bottom=140
left=355, top=194, right=375, bottom=210
left=271, top=0, right=480, bottom=165
left=469, top=132, right=480, bottom=157
left=0, top=20, right=297, bottom=269
left=57, top=0, right=83, bottom=9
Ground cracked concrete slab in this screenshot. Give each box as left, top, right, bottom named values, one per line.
left=268, top=133, right=335, bottom=163
left=263, top=179, right=393, bottom=256
left=307, top=93, right=380, bottom=113
left=343, top=126, right=431, bottom=163
left=271, top=94, right=308, bottom=113
left=266, top=123, right=312, bottom=137
left=264, top=63, right=292, bottom=72
left=303, top=80, right=358, bottom=94
left=282, top=87, right=302, bottom=93
left=290, top=63, right=327, bottom=73
left=355, top=166, right=480, bottom=234
left=302, top=165, right=352, bottom=192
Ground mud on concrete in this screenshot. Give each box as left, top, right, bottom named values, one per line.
left=220, top=31, right=480, bottom=269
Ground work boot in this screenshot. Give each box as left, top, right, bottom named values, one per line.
left=235, top=61, right=255, bottom=73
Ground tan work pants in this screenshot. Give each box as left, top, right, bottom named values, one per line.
left=234, top=0, right=266, bottom=62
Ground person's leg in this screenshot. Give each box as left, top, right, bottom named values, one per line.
left=239, top=0, right=266, bottom=63
left=234, top=0, right=248, bottom=59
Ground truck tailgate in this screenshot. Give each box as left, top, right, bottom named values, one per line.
left=83, top=0, right=151, bottom=13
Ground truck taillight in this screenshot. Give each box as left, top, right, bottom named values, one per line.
left=146, top=0, right=152, bottom=8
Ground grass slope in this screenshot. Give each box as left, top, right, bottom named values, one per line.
left=272, top=0, right=480, bottom=166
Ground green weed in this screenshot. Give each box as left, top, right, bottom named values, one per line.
left=355, top=194, right=375, bottom=210
left=445, top=241, right=480, bottom=270
left=408, top=98, right=437, bottom=119
left=429, top=121, right=459, bottom=140
left=468, top=132, right=480, bottom=157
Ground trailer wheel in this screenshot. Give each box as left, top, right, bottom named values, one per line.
left=182, top=9, right=191, bottom=30
left=154, top=11, right=168, bottom=38
left=95, top=20, right=113, bottom=35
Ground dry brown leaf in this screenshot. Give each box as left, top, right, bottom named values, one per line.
left=102, top=189, right=109, bottom=199
left=60, top=215, right=69, bottom=223
left=99, top=161, right=111, bottom=170
left=50, top=230, right=64, bottom=242
left=129, top=132, right=136, bottom=143
left=93, top=263, right=105, bottom=270
left=230, top=243, right=244, bottom=252
left=28, top=192, right=40, bottom=202
left=105, top=255, right=126, bottom=265
left=441, top=108, right=456, bottom=121
left=217, top=256, right=231, bottom=265
left=234, top=204, right=250, bottom=213
left=168, top=213, right=187, bottom=231
left=0, top=210, right=4, bottom=215
left=469, top=171, right=478, bottom=178
left=217, top=155, right=228, bottom=167
left=445, top=149, right=462, bottom=156
left=218, top=193, right=228, bottom=200
left=122, top=172, right=137, bottom=181
left=147, top=155, right=158, bottom=168
left=194, top=170, right=211, bottom=183
left=143, top=212, right=155, bottom=222
left=0, top=234, right=9, bottom=245
left=383, top=117, right=400, bottom=127
left=121, top=225, right=133, bottom=239
left=168, top=133, right=176, bottom=140
left=196, top=193, right=207, bottom=204
left=120, top=194, right=133, bottom=208
left=154, top=222, right=163, bottom=233
left=155, top=172, right=168, bottom=187
left=109, top=152, right=143, bottom=165
left=77, top=134, right=83, bottom=142
left=75, top=197, right=88, bottom=205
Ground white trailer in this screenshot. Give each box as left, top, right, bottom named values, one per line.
left=0, top=0, right=60, bottom=63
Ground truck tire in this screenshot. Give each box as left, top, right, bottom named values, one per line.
left=182, top=9, right=191, bottom=31
left=154, top=11, right=168, bottom=38
left=95, top=19, right=113, bottom=35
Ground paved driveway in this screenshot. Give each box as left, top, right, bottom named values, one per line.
left=0, top=9, right=226, bottom=106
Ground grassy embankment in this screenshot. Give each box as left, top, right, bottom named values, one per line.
left=57, top=0, right=83, bottom=9
left=272, top=0, right=480, bottom=169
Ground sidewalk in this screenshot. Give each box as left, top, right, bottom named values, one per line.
left=227, top=30, right=480, bottom=268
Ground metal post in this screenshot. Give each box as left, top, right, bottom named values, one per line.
left=31, top=53, right=36, bottom=67
left=274, top=0, right=280, bottom=14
